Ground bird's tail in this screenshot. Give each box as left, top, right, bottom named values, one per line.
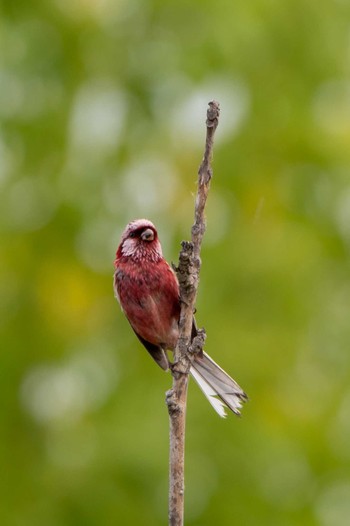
left=190, top=352, right=247, bottom=417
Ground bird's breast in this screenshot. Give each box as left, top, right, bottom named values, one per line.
left=114, top=258, right=180, bottom=350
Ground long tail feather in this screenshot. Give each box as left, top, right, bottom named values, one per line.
left=190, top=352, right=247, bottom=417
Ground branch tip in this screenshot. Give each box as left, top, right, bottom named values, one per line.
left=206, top=100, right=220, bottom=128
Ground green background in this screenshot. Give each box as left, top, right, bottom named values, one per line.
left=1, top=1, right=350, bottom=524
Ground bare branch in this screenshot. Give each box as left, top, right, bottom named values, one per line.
left=192, top=99, right=220, bottom=258
left=167, top=100, right=220, bottom=526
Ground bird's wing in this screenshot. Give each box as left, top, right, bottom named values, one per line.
left=131, top=327, right=169, bottom=371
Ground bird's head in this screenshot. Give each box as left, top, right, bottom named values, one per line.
left=115, top=219, right=163, bottom=262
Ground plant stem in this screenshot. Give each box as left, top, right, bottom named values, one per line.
left=166, top=101, right=220, bottom=526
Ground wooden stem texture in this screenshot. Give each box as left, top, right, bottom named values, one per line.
left=167, top=101, right=220, bottom=526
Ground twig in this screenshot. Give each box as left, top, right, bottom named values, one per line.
left=166, top=100, right=220, bottom=526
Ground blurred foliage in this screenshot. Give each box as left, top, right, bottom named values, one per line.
left=1, top=0, right=350, bottom=524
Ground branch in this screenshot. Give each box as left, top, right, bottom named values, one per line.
left=166, top=100, right=220, bottom=526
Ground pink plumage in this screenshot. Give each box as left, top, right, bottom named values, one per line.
left=114, top=219, right=247, bottom=416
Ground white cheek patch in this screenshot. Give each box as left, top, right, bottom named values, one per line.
left=121, top=237, right=163, bottom=261
left=122, top=238, right=137, bottom=257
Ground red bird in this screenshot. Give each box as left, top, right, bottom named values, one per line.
left=114, top=219, right=247, bottom=417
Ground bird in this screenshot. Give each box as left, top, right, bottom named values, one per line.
left=113, top=218, right=247, bottom=417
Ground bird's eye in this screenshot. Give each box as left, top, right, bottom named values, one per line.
left=129, top=232, right=136, bottom=238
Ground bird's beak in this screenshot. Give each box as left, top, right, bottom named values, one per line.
left=141, top=228, right=154, bottom=241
